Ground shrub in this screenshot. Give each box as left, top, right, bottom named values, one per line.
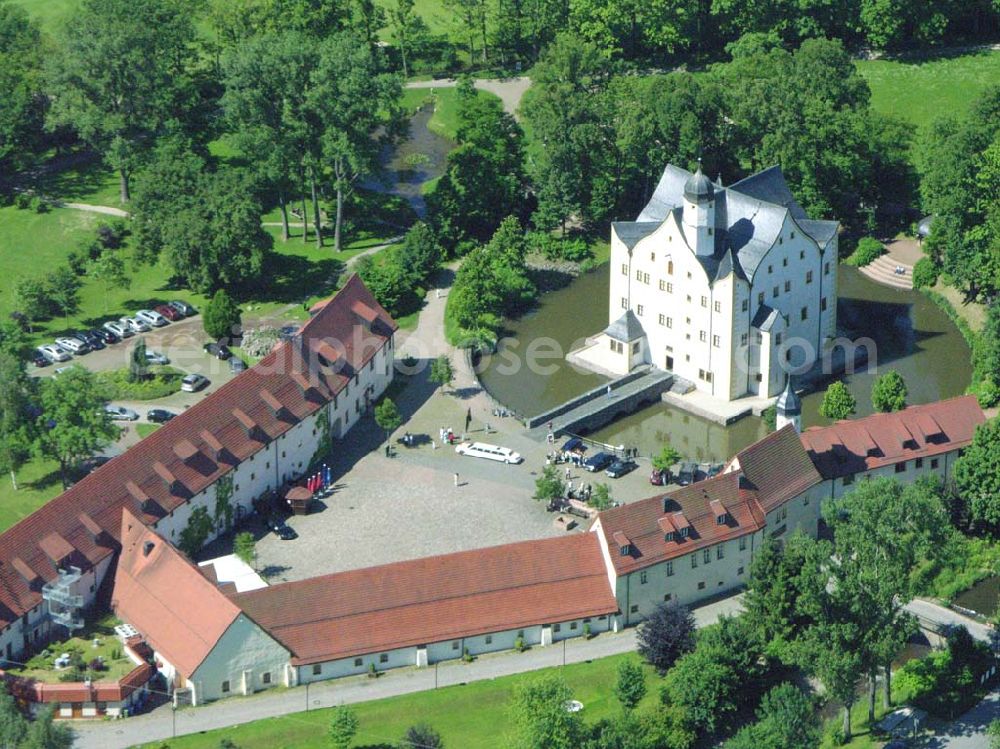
left=31, top=196, right=49, bottom=213
left=96, top=366, right=183, bottom=400
left=514, top=636, right=526, bottom=652
left=240, top=327, right=280, bottom=359
left=13, top=192, right=32, bottom=210
left=845, top=237, right=885, bottom=267
left=912, top=257, right=939, bottom=288
left=203, top=289, right=242, bottom=342
left=96, top=220, right=128, bottom=249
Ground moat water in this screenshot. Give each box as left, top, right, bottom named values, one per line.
left=478, top=264, right=972, bottom=461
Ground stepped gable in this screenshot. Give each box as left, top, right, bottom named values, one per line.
left=734, top=424, right=822, bottom=512
left=230, top=534, right=618, bottom=665
left=112, top=510, right=246, bottom=676
left=596, top=471, right=765, bottom=576
left=801, top=395, right=984, bottom=480
left=0, top=275, right=396, bottom=629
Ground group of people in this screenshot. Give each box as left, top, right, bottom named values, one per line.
left=439, top=426, right=457, bottom=445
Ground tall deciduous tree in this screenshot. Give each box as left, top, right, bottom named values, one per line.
left=328, top=706, right=359, bottom=749
left=34, top=367, right=119, bottom=487
left=613, top=658, right=646, bottom=710
left=635, top=601, right=695, bottom=674
left=508, top=675, right=584, bottom=749
left=203, top=289, right=243, bottom=342
left=374, top=397, right=402, bottom=448
left=871, top=370, right=907, bottom=412
left=46, top=0, right=200, bottom=203
left=0, top=351, right=34, bottom=490
left=954, top=418, right=1000, bottom=534
left=309, top=31, right=402, bottom=251
left=0, top=1, right=46, bottom=175
left=819, top=381, right=856, bottom=420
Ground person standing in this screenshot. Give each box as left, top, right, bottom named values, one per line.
left=606, top=384, right=612, bottom=399
left=454, top=472, right=459, bottom=487
left=465, top=407, right=472, bottom=433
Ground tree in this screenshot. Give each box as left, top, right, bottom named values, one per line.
left=871, top=370, right=907, bottom=412
left=374, top=398, right=403, bottom=447
left=13, top=277, right=48, bottom=328
left=429, top=355, right=454, bottom=393
left=0, top=351, right=34, bottom=490
left=129, top=339, right=148, bottom=383
left=0, top=666, right=26, bottom=746
left=819, top=381, right=856, bottom=420
left=329, top=705, right=359, bottom=749
left=203, top=290, right=243, bottom=343
left=34, top=367, right=119, bottom=487
left=386, top=0, right=419, bottom=78
left=309, top=31, right=403, bottom=251
left=401, top=723, right=442, bottom=748
left=954, top=418, right=1000, bottom=534
left=88, top=248, right=131, bottom=311
left=508, top=675, right=584, bottom=749
left=0, top=1, right=46, bottom=174
left=666, top=644, right=740, bottom=734
left=46, top=0, right=200, bottom=203
left=178, top=506, right=213, bottom=557
left=651, top=445, right=680, bottom=474
left=989, top=718, right=1000, bottom=749
left=613, top=658, right=646, bottom=710
left=21, top=705, right=73, bottom=749
left=636, top=601, right=695, bottom=674
left=234, top=532, right=256, bottom=567
left=44, top=266, right=82, bottom=317
left=589, top=483, right=613, bottom=510
left=533, top=465, right=565, bottom=503
left=725, top=682, right=818, bottom=749
left=743, top=534, right=819, bottom=655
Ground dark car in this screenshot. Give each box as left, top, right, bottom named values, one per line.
left=155, top=303, right=181, bottom=322
left=278, top=325, right=299, bottom=341
left=229, top=357, right=247, bottom=374
left=30, top=351, right=49, bottom=367
left=76, top=331, right=105, bottom=350
left=582, top=452, right=616, bottom=472
left=204, top=342, right=232, bottom=360
left=676, top=461, right=697, bottom=486
left=169, top=300, right=196, bottom=317
left=269, top=518, right=297, bottom=540
left=80, top=455, right=112, bottom=474
left=147, top=408, right=177, bottom=424
left=605, top=459, right=637, bottom=478
left=93, top=327, right=119, bottom=345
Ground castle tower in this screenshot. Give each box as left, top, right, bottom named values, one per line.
left=775, top=377, right=802, bottom=433
left=682, top=164, right=715, bottom=257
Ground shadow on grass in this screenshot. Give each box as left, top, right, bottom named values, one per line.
left=245, top=253, right=345, bottom=306
left=30, top=152, right=114, bottom=203
left=26, top=467, right=66, bottom=492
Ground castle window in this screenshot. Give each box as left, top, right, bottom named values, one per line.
left=621, top=264, right=628, bottom=275
left=772, top=286, right=779, bottom=298
left=717, top=545, right=724, bottom=560
left=701, top=296, right=707, bottom=307
left=779, top=237, right=784, bottom=245
left=636, top=305, right=644, bottom=316
left=801, top=306, right=808, bottom=321
left=313, top=664, right=322, bottom=675
left=666, top=317, right=673, bottom=328
left=775, top=333, right=782, bottom=345
left=643, top=273, right=650, bottom=284
left=691, top=553, right=698, bottom=568
left=658, top=314, right=665, bottom=326
left=784, top=281, right=790, bottom=293
left=640, top=571, right=648, bottom=584
left=800, top=250, right=805, bottom=259
left=621, top=297, right=628, bottom=309
left=712, top=335, right=720, bottom=347
left=666, top=282, right=673, bottom=293
left=698, top=581, right=706, bottom=590
left=821, top=297, right=828, bottom=312
left=636, top=269, right=642, bottom=281
left=687, top=272, right=692, bottom=279
left=931, top=458, right=939, bottom=469
left=768, top=265, right=773, bottom=274
left=686, top=295, right=692, bottom=303
left=714, top=301, right=721, bottom=313
left=742, top=299, right=748, bottom=312
left=782, top=257, right=788, bottom=266
left=703, top=548, right=711, bottom=564
left=791, top=231, right=796, bottom=239
left=632, top=342, right=640, bottom=354
left=651, top=253, right=655, bottom=261
left=741, top=333, right=748, bottom=346
left=824, top=261, right=831, bottom=276
left=739, top=536, right=747, bottom=551
left=757, top=292, right=764, bottom=305
left=708, top=228, right=713, bottom=236
left=895, top=461, right=906, bottom=473
left=699, top=331, right=706, bottom=342
left=668, top=261, right=674, bottom=275
left=659, top=280, right=666, bottom=291
left=666, top=561, right=673, bottom=576
left=806, top=270, right=813, bottom=284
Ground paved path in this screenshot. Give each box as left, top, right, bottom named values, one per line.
left=59, top=201, right=129, bottom=217
left=928, top=689, right=1000, bottom=748
left=905, top=598, right=992, bottom=642
left=70, top=595, right=743, bottom=749
left=405, top=76, right=531, bottom=117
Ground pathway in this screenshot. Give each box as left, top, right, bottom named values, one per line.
left=69, top=595, right=744, bottom=749
left=929, top=688, right=1000, bottom=749
left=405, top=76, right=531, bottom=117
left=859, top=238, right=922, bottom=291
left=905, top=598, right=992, bottom=642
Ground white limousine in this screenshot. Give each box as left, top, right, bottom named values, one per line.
left=455, top=442, right=523, bottom=464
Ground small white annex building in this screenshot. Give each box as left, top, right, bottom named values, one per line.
left=576, top=163, right=840, bottom=401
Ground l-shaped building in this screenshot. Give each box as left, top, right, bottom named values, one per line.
left=0, top=274, right=986, bottom=713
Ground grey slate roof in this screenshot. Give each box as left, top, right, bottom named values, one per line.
left=751, top=304, right=781, bottom=332
left=684, top=168, right=714, bottom=203
left=628, top=164, right=840, bottom=284
left=605, top=310, right=646, bottom=342
left=776, top=379, right=802, bottom=416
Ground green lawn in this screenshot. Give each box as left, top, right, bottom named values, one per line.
left=0, top=458, right=67, bottom=534
left=8, top=614, right=134, bottom=683
left=136, top=423, right=161, bottom=439
left=140, top=651, right=661, bottom=749
left=401, top=86, right=500, bottom=142
left=856, top=49, right=1000, bottom=130
left=7, top=0, right=76, bottom=33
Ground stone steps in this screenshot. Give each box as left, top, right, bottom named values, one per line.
left=858, top=254, right=913, bottom=290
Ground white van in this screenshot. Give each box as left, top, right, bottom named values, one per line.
left=455, top=442, right=522, bottom=464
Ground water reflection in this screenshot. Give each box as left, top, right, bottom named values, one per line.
left=478, top=264, right=971, bottom=459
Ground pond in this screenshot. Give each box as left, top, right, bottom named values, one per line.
left=953, top=576, right=1000, bottom=619
left=364, top=105, right=454, bottom=218
left=477, top=263, right=972, bottom=460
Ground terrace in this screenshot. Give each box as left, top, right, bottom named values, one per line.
left=5, top=615, right=137, bottom=684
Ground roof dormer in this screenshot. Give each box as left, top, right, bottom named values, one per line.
left=260, top=389, right=292, bottom=422
left=710, top=500, right=729, bottom=525
left=671, top=511, right=690, bottom=538
left=232, top=408, right=265, bottom=442
left=612, top=531, right=631, bottom=556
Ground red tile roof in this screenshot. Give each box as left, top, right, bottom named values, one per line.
left=596, top=471, right=766, bottom=576
left=0, top=275, right=396, bottom=629
left=800, top=395, right=984, bottom=480
left=112, top=510, right=244, bottom=677
left=734, top=424, right=823, bottom=512
left=231, top=534, right=618, bottom=665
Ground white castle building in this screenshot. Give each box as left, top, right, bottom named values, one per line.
left=578, top=163, right=840, bottom=401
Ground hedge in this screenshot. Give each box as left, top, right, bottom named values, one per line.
left=95, top=366, right=184, bottom=400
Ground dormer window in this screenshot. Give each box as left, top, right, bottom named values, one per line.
left=613, top=531, right=631, bottom=556
left=679, top=526, right=689, bottom=538
left=664, top=531, right=674, bottom=542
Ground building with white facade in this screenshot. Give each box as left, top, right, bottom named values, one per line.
left=577, top=163, right=840, bottom=401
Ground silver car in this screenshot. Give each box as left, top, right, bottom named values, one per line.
left=145, top=351, right=170, bottom=365
left=105, top=404, right=139, bottom=421
left=136, top=309, right=169, bottom=328
left=103, top=320, right=133, bottom=339
left=180, top=373, right=208, bottom=392
left=37, top=344, right=70, bottom=363
left=55, top=337, right=90, bottom=355
left=122, top=316, right=150, bottom=334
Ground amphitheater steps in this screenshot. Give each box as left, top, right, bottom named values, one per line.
left=858, top=254, right=914, bottom=290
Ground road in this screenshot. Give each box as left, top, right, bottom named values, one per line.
left=70, top=595, right=744, bottom=749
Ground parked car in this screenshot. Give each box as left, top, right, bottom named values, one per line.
left=37, top=344, right=70, bottom=363
left=93, top=327, right=120, bottom=344
left=76, top=330, right=105, bottom=350
left=123, top=316, right=150, bottom=334
left=169, top=300, right=196, bottom=317
left=105, top=404, right=139, bottom=421
left=154, top=303, right=181, bottom=322
left=147, top=408, right=176, bottom=423
left=705, top=463, right=724, bottom=479
left=136, top=309, right=169, bottom=328
left=582, top=452, right=616, bottom=472
left=229, top=357, right=247, bottom=374
left=269, top=518, right=297, bottom=540
left=145, top=350, right=170, bottom=365
left=30, top=351, right=49, bottom=367
left=180, top=373, right=208, bottom=392
left=55, top=337, right=90, bottom=355
left=605, top=459, right=637, bottom=478
left=649, top=468, right=671, bottom=486
left=455, top=442, right=522, bottom=464
left=103, top=320, right=132, bottom=339
left=676, top=461, right=697, bottom=486
left=203, top=342, right=232, bottom=360
left=54, top=365, right=77, bottom=377
left=278, top=325, right=299, bottom=341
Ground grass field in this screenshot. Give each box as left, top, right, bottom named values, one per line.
left=0, top=458, right=68, bottom=534
left=402, top=85, right=501, bottom=142
left=140, top=652, right=661, bottom=749
left=856, top=49, right=1000, bottom=130
left=8, top=0, right=75, bottom=33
